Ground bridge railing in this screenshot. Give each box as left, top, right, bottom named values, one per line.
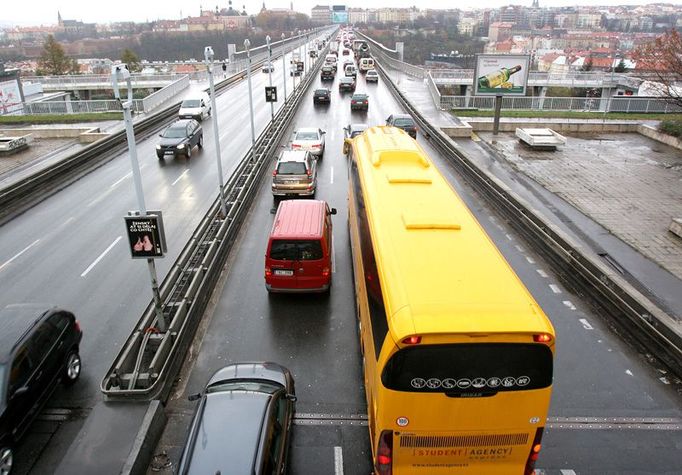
left=438, top=94, right=682, bottom=113
left=141, top=75, right=191, bottom=112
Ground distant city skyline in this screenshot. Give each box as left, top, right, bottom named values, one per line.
left=5, top=0, right=678, bottom=26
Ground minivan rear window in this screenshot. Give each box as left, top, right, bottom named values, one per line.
left=270, top=240, right=323, bottom=261
left=277, top=162, right=307, bottom=175
left=381, top=343, right=553, bottom=394
left=181, top=100, right=201, bottom=107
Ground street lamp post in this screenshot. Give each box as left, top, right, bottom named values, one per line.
left=281, top=32, right=287, bottom=102
left=204, top=46, right=228, bottom=216
left=244, top=39, right=256, bottom=161
left=297, top=30, right=303, bottom=82
left=266, top=35, right=274, bottom=121
left=111, top=64, right=166, bottom=332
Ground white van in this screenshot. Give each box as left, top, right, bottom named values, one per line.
left=359, top=58, right=375, bottom=73
left=344, top=64, right=357, bottom=78
left=179, top=92, right=211, bottom=121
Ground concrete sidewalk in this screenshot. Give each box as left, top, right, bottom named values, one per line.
left=384, top=66, right=682, bottom=319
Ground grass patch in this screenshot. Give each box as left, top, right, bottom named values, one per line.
left=658, top=120, right=682, bottom=138
left=0, top=113, right=123, bottom=125
left=451, top=109, right=682, bottom=121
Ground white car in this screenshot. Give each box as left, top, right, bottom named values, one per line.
left=291, top=127, right=326, bottom=158
left=365, top=69, right=379, bottom=83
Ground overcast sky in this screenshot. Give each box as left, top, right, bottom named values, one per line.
left=5, top=0, right=679, bottom=26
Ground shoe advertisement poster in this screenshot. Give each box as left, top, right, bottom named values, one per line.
left=474, top=54, right=530, bottom=96
left=124, top=212, right=167, bottom=259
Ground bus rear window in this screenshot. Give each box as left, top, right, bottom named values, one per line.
left=381, top=343, right=552, bottom=394
left=269, top=240, right=323, bottom=261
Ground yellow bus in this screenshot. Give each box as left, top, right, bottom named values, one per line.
left=345, top=126, right=556, bottom=474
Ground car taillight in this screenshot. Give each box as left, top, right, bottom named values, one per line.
left=265, top=267, right=272, bottom=277
left=74, top=320, right=81, bottom=333
left=307, top=170, right=312, bottom=177
left=524, top=428, right=544, bottom=475
left=312, top=144, right=321, bottom=149
left=533, top=333, right=553, bottom=344
left=376, top=430, right=393, bottom=475
left=351, top=100, right=356, bottom=104
left=322, top=267, right=330, bottom=277
left=292, top=144, right=301, bottom=149
left=401, top=335, right=421, bottom=345
left=272, top=170, right=278, bottom=176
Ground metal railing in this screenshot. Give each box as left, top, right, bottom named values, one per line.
left=437, top=93, right=682, bottom=113
left=141, top=75, right=190, bottom=112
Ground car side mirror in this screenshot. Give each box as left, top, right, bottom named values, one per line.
left=159, top=134, right=163, bottom=137
left=286, top=394, right=298, bottom=402
left=320, top=130, right=326, bottom=135
left=187, top=393, right=202, bottom=401
left=329, top=208, right=337, bottom=215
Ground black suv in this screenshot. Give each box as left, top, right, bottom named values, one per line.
left=313, top=88, right=331, bottom=105
left=156, top=119, right=203, bottom=160
left=0, top=305, right=83, bottom=474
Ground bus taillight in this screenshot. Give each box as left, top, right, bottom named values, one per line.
left=524, top=427, right=544, bottom=475
left=376, top=430, right=393, bottom=475
left=533, top=333, right=553, bottom=344
left=401, top=335, right=421, bottom=345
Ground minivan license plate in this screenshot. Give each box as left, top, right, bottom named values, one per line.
left=274, top=269, right=294, bottom=276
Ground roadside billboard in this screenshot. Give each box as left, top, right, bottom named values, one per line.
left=0, top=79, right=22, bottom=115
left=332, top=5, right=348, bottom=24
left=474, top=54, right=530, bottom=96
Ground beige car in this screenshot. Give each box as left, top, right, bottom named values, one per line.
left=271, top=150, right=317, bottom=198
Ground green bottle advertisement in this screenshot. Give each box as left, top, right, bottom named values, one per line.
left=478, top=65, right=522, bottom=89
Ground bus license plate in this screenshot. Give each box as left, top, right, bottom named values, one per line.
left=274, top=269, right=294, bottom=276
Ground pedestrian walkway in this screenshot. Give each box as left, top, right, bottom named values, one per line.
left=383, top=65, right=682, bottom=317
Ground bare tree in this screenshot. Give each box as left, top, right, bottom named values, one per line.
left=633, top=29, right=682, bottom=107
left=37, top=35, right=79, bottom=75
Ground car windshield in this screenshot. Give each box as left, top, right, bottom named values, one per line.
left=352, top=95, right=367, bottom=100
left=277, top=161, right=307, bottom=175
left=163, top=126, right=187, bottom=138
left=206, top=380, right=281, bottom=394
left=295, top=131, right=319, bottom=141
left=393, top=118, right=415, bottom=127
left=181, top=100, right=200, bottom=108
left=315, top=90, right=328, bottom=95
left=341, top=78, right=352, bottom=83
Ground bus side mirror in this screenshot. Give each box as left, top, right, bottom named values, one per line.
left=329, top=208, right=337, bottom=215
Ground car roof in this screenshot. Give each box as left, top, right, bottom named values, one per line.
left=340, top=77, right=353, bottom=82
left=0, top=304, right=54, bottom=362
left=271, top=200, right=327, bottom=239
left=314, top=88, right=330, bottom=93
left=183, top=391, right=271, bottom=475
left=366, top=69, right=378, bottom=74
left=278, top=150, right=308, bottom=162
left=351, top=93, right=368, bottom=98
left=350, top=123, right=369, bottom=132
left=170, top=119, right=193, bottom=128
left=391, top=114, right=413, bottom=120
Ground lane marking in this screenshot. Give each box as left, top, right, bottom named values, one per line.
left=172, top=169, right=190, bottom=186
left=561, top=470, right=577, bottom=475
left=111, top=172, right=132, bottom=188
left=526, top=256, right=535, bottom=264
left=626, top=369, right=634, bottom=376
left=563, top=300, right=577, bottom=310
left=505, top=233, right=513, bottom=240
left=0, top=239, right=41, bottom=273
left=334, top=446, right=344, bottom=475
left=515, top=245, right=524, bottom=252
left=549, top=284, right=562, bottom=294
left=330, top=166, right=334, bottom=184
left=579, top=318, right=593, bottom=330
left=537, top=269, right=548, bottom=278
left=81, top=236, right=122, bottom=277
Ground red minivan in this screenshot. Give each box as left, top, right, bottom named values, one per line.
left=265, top=200, right=336, bottom=293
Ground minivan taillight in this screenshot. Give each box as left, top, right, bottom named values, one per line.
left=322, top=267, right=330, bottom=277
left=376, top=430, right=393, bottom=475
left=524, top=427, right=544, bottom=475
left=265, top=267, right=272, bottom=277
left=272, top=170, right=278, bottom=177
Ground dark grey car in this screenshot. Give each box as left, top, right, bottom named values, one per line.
left=156, top=119, right=203, bottom=159
left=177, top=362, right=296, bottom=475
left=0, top=305, right=83, bottom=475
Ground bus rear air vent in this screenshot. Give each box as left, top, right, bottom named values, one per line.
left=386, top=174, right=432, bottom=185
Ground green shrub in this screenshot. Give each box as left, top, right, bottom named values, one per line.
left=658, top=120, right=682, bottom=138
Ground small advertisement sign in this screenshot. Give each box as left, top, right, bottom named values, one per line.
left=474, top=54, right=530, bottom=96
left=265, top=86, right=277, bottom=102
left=124, top=211, right=167, bottom=259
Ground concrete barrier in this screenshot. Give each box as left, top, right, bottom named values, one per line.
left=0, top=127, right=109, bottom=144
left=638, top=124, right=682, bottom=151
left=670, top=218, right=682, bottom=240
